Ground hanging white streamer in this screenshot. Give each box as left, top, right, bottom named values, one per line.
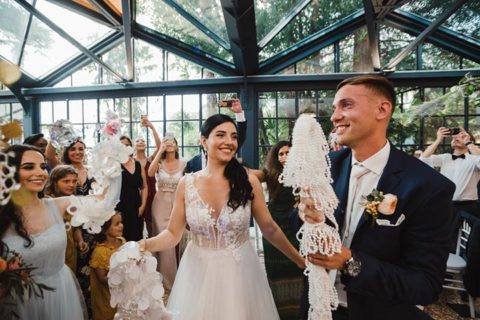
left=279, top=114, right=342, bottom=320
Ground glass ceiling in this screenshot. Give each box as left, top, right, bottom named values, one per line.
left=0, top=0, right=478, bottom=86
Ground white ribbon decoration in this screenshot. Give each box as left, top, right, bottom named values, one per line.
left=279, top=114, right=342, bottom=320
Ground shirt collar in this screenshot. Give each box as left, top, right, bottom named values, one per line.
left=351, top=140, right=390, bottom=175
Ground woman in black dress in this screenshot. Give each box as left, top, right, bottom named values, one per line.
left=118, top=136, right=148, bottom=241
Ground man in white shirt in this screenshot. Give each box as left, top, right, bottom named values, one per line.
left=420, top=127, right=480, bottom=218
left=300, top=75, right=455, bottom=320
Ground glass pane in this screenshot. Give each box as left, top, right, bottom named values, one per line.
left=136, top=0, right=232, bottom=61
left=463, top=58, right=480, bottom=69
left=258, top=91, right=276, bottom=118
left=442, top=1, right=480, bottom=41
left=165, top=121, right=182, bottom=144
left=132, top=97, right=147, bottom=123
left=183, top=94, right=200, bottom=120
left=167, top=52, right=202, bottom=81
left=174, top=0, right=228, bottom=42
left=277, top=91, right=296, bottom=118
left=318, top=90, right=335, bottom=117
left=134, top=39, right=164, bottom=82
left=468, top=117, right=480, bottom=144
left=72, top=63, right=99, bottom=86
left=36, top=0, right=111, bottom=47
left=83, top=123, right=98, bottom=148
left=379, top=26, right=416, bottom=71
left=400, top=0, right=458, bottom=22
left=12, top=103, right=22, bottom=121
left=255, top=0, right=304, bottom=41
left=69, top=100, right=83, bottom=123
left=258, top=118, right=276, bottom=146
left=298, top=90, right=316, bottom=114
left=102, top=42, right=127, bottom=82
left=278, top=118, right=294, bottom=141
left=339, top=33, right=354, bottom=72
left=40, top=101, right=52, bottom=124
left=260, top=1, right=363, bottom=61
left=201, top=93, right=219, bottom=119
left=53, top=101, right=67, bottom=121
left=148, top=121, right=164, bottom=140
left=147, top=96, right=163, bottom=121
left=278, top=64, right=295, bottom=74
left=99, top=98, right=114, bottom=121
left=422, top=43, right=460, bottom=70
left=183, top=121, right=200, bottom=146
left=0, top=0, right=33, bottom=63
left=53, top=77, right=72, bottom=88
left=0, top=104, right=9, bottom=121
left=166, top=95, right=182, bottom=120
left=115, top=98, right=131, bottom=122
left=83, top=99, right=98, bottom=123
left=296, top=45, right=335, bottom=74
left=22, top=17, right=78, bottom=78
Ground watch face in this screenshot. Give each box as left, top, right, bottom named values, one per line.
left=346, top=259, right=362, bottom=277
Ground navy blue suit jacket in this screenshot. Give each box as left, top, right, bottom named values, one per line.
left=302, top=146, right=455, bottom=320
left=185, top=120, right=247, bottom=174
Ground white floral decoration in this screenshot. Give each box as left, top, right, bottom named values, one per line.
left=0, top=151, right=21, bottom=205
left=109, top=242, right=171, bottom=320
left=67, top=111, right=132, bottom=234
left=49, top=119, right=79, bottom=149
left=279, top=114, right=342, bottom=320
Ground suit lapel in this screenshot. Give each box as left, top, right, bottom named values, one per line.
left=351, top=146, right=403, bottom=239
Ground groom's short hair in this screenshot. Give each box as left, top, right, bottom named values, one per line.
left=337, top=75, right=396, bottom=113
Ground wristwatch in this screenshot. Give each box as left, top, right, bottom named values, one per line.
left=342, top=251, right=362, bottom=277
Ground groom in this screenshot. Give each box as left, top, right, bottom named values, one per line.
left=301, top=75, right=455, bottom=320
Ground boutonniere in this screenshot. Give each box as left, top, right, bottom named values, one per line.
left=361, top=189, right=398, bottom=223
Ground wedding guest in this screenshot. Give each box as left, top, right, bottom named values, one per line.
left=134, top=116, right=161, bottom=237
left=89, top=213, right=125, bottom=320
left=251, top=141, right=303, bottom=319
left=45, top=165, right=87, bottom=273
left=301, top=75, right=455, bottom=320
left=148, top=133, right=185, bottom=293
left=420, top=127, right=480, bottom=218
left=1, top=144, right=87, bottom=319
left=118, top=136, right=147, bottom=242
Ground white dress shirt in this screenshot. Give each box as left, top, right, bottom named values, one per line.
left=420, top=153, right=480, bottom=201
left=335, top=140, right=390, bottom=306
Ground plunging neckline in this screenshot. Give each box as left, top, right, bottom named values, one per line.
left=192, top=179, right=228, bottom=223
left=122, top=159, right=136, bottom=175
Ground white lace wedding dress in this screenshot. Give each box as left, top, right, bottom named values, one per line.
left=167, top=174, right=280, bottom=320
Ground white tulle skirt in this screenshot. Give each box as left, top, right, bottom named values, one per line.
left=167, top=241, right=279, bottom=320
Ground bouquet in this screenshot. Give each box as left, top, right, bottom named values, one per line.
left=0, top=248, right=54, bottom=318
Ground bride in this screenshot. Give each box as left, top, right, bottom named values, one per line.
left=140, top=114, right=305, bottom=320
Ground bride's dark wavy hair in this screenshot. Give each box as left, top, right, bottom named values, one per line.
left=201, top=114, right=253, bottom=210
left=0, top=145, right=41, bottom=255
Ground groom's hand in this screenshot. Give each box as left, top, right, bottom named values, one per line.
left=299, top=196, right=325, bottom=224
left=308, top=246, right=352, bottom=270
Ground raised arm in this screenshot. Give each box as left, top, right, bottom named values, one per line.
left=145, top=120, right=162, bottom=162
left=421, top=127, right=449, bottom=158
left=249, top=173, right=304, bottom=268
left=139, top=178, right=187, bottom=252
left=148, top=143, right=165, bottom=177
left=138, top=163, right=148, bottom=216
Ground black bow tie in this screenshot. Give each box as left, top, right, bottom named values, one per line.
left=452, top=154, right=466, bottom=160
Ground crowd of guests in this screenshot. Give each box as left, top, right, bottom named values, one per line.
left=1, top=76, right=477, bottom=320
